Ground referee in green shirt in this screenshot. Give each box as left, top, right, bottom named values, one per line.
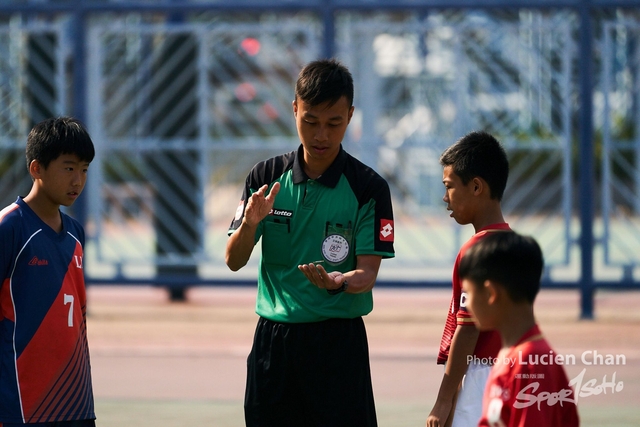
left=226, top=58, right=395, bottom=427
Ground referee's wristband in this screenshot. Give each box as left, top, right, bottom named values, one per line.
left=327, top=280, right=348, bottom=295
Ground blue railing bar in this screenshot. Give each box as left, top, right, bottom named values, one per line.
left=4, top=0, right=640, bottom=15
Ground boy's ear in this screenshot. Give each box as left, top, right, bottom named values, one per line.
left=484, top=279, right=499, bottom=305
left=29, top=160, right=43, bottom=179
left=472, top=177, right=484, bottom=195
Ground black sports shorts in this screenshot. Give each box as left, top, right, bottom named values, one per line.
left=244, top=316, right=377, bottom=427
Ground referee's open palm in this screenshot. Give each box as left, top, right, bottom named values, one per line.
left=244, top=182, right=281, bottom=227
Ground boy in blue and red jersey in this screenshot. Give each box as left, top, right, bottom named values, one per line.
left=0, top=117, right=96, bottom=426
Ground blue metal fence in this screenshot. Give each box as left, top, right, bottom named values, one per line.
left=2, top=0, right=640, bottom=319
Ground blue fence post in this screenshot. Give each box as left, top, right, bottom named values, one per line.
left=322, top=0, right=335, bottom=59
left=578, top=1, right=595, bottom=320
left=72, top=6, right=90, bottom=229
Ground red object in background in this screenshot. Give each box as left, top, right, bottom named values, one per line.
left=235, top=82, right=257, bottom=102
left=241, top=37, right=261, bottom=56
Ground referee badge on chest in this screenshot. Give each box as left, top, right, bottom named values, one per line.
left=321, top=221, right=352, bottom=265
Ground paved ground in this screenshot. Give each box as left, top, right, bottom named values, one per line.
left=86, top=286, right=640, bottom=426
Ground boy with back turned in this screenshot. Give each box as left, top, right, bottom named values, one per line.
left=458, top=231, right=579, bottom=426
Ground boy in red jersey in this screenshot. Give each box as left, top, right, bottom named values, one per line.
left=427, top=131, right=509, bottom=427
left=0, top=117, right=96, bottom=426
left=459, top=232, right=579, bottom=426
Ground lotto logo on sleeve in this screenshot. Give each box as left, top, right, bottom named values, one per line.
left=379, top=219, right=394, bottom=242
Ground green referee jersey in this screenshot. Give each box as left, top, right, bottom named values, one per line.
left=228, top=144, right=395, bottom=323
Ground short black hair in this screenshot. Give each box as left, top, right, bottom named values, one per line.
left=440, top=131, right=509, bottom=201
left=459, top=232, right=543, bottom=304
left=295, top=58, right=354, bottom=108
left=26, top=116, right=95, bottom=170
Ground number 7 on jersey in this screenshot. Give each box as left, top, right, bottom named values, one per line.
left=64, top=294, right=74, bottom=327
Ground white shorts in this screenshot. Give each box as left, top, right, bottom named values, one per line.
left=452, top=362, right=492, bottom=427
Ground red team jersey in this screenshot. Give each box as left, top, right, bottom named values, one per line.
left=479, top=325, right=579, bottom=427
left=437, top=223, right=510, bottom=365
left=0, top=198, right=95, bottom=424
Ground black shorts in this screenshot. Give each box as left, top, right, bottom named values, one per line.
left=244, top=316, right=377, bottom=427
left=3, top=420, right=95, bottom=427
